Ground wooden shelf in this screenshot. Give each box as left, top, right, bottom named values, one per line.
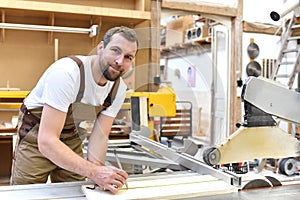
left=0, top=0, right=151, bottom=43
left=0, top=0, right=151, bottom=25
left=160, top=38, right=211, bottom=59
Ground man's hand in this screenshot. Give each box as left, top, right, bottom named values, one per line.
left=91, top=165, right=128, bottom=194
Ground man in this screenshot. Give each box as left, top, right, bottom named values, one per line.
left=11, top=26, right=138, bottom=194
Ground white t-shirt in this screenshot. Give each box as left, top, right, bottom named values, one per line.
left=24, top=55, right=127, bottom=118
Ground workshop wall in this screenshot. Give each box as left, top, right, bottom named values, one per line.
left=243, top=0, right=282, bottom=26
left=164, top=52, right=212, bottom=137
left=241, top=32, right=281, bottom=82
left=0, top=30, right=92, bottom=90
left=0, top=19, right=130, bottom=90
left=0, top=26, right=148, bottom=90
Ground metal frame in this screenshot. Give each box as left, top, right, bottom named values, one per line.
left=130, top=132, right=242, bottom=186
left=106, top=146, right=184, bottom=171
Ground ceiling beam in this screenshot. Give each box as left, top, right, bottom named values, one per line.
left=162, top=0, right=237, bottom=17
left=243, top=21, right=282, bottom=35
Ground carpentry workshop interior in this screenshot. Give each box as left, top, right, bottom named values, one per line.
left=0, top=0, right=300, bottom=199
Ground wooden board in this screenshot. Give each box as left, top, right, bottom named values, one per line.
left=82, top=174, right=238, bottom=200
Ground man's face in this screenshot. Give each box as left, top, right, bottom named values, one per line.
left=98, top=33, right=137, bottom=81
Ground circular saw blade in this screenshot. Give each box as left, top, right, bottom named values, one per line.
left=247, top=42, right=260, bottom=59
left=242, top=179, right=272, bottom=190
left=246, top=61, right=261, bottom=77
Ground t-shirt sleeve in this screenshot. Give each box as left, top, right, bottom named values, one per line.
left=42, top=61, right=79, bottom=112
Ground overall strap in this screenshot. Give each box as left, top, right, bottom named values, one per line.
left=68, top=56, right=85, bottom=102
left=102, top=78, right=120, bottom=109
left=68, top=55, right=120, bottom=111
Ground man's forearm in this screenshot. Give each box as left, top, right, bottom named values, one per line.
left=87, top=129, right=108, bottom=165
left=87, top=114, right=114, bottom=165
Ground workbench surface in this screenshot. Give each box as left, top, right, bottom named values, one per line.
left=184, top=183, right=300, bottom=200
left=0, top=172, right=237, bottom=200
left=0, top=181, right=88, bottom=200
left=1, top=172, right=300, bottom=200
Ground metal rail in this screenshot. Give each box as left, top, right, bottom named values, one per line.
left=130, top=132, right=241, bottom=186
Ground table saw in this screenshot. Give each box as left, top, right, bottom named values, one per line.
left=203, top=76, right=300, bottom=173
left=1, top=77, right=300, bottom=199
left=1, top=130, right=299, bottom=199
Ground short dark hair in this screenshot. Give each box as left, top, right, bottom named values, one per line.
left=102, top=26, right=139, bottom=48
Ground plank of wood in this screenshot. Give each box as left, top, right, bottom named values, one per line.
left=82, top=174, right=238, bottom=200
left=243, top=21, right=281, bottom=35
left=162, top=0, right=237, bottom=17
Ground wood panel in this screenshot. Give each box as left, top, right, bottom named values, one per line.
left=243, top=21, right=282, bottom=35
left=82, top=173, right=237, bottom=199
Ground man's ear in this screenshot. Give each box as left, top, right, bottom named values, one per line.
left=97, top=41, right=104, bottom=54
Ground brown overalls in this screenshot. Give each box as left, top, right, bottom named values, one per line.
left=10, top=56, right=120, bottom=185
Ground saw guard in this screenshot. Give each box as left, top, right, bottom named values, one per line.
left=207, top=126, right=300, bottom=165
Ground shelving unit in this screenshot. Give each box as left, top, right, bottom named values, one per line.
left=0, top=0, right=151, bottom=44
left=0, top=0, right=152, bottom=112
left=161, top=40, right=211, bottom=59
left=160, top=15, right=212, bottom=59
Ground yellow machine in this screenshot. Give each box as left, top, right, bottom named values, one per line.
left=0, top=90, right=30, bottom=109
left=129, top=86, right=176, bottom=117
left=126, top=85, right=177, bottom=140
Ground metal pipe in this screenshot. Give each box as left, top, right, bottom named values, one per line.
left=0, top=23, right=98, bottom=37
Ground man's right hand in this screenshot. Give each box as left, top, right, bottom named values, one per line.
left=91, top=165, right=128, bottom=194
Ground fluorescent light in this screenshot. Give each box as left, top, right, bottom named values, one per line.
left=0, top=23, right=98, bottom=37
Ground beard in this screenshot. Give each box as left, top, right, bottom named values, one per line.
left=103, top=67, right=121, bottom=81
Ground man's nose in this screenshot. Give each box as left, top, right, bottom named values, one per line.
left=115, top=54, right=124, bottom=65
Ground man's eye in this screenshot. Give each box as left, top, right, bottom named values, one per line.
left=125, top=55, right=133, bottom=61
left=111, top=48, right=120, bottom=54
